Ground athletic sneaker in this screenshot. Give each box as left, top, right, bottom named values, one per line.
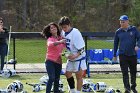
left=124, top=90, right=130, bottom=93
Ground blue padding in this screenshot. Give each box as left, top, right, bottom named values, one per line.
left=103, top=49, right=109, bottom=58
left=93, top=49, right=104, bottom=61
left=86, top=49, right=119, bottom=77
left=86, top=50, right=90, bottom=57
left=89, top=49, right=94, bottom=61
left=86, top=48, right=140, bottom=77
left=137, top=49, right=140, bottom=64
left=103, top=49, right=114, bottom=60
left=137, top=49, right=140, bottom=59
left=88, top=49, right=105, bottom=63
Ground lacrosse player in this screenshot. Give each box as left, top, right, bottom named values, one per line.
left=59, top=16, right=87, bottom=93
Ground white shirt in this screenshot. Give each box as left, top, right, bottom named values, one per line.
left=62, top=28, right=85, bottom=60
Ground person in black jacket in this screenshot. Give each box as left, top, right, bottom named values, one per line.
left=113, top=15, right=140, bottom=93
left=0, top=17, right=8, bottom=73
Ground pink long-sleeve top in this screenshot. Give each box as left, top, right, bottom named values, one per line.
left=46, top=36, right=65, bottom=64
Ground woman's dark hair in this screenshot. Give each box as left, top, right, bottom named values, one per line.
left=58, top=16, right=70, bottom=26
left=41, top=22, right=60, bottom=39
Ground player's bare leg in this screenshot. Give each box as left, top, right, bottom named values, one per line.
left=65, top=71, right=73, bottom=78
left=75, top=69, right=83, bottom=93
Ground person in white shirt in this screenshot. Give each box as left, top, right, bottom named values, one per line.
left=59, top=16, right=87, bottom=93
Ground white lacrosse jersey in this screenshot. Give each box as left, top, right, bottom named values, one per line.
left=62, top=28, right=86, bottom=61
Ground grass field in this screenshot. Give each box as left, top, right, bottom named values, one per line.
left=8, top=39, right=46, bottom=63
left=1, top=73, right=140, bottom=93
left=3, top=38, right=140, bottom=92
left=8, top=39, right=113, bottom=63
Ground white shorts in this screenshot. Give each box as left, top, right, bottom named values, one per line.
left=66, top=59, right=87, bottom=72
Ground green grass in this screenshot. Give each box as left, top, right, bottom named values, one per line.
left=8, top=39, right=113, bottom=63
left=0, top=73, right=140, bottom=93
left=87, top=39, right=113, bottom=49
left=9, top=39, right=46, bottom=63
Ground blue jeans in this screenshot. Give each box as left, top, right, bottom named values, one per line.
left=0, top=43, right=8, bottom=70
left=45, top=60, right=62, bottom=93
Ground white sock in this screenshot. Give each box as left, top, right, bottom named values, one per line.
left=76, top=90, right=81, bottom=93
left=70, top=89, right=76, bottom=93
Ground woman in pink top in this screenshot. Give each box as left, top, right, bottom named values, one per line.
left=42, top=22, right=65, bottom=93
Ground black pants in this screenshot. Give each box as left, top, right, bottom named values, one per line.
left=119, top=55, right=137, bottom=91
left=0, top=43, right=8, bottom=71
left=45, top=60, right=62, bottom=93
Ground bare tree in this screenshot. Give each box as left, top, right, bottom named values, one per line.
left=0, top=0, right=4, bottom=12
left=22, top=0, right=27, bottom=29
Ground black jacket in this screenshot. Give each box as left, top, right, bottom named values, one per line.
left=0, top=27, right=9, bottom=44
left=114, top=26, right=140, bottom=56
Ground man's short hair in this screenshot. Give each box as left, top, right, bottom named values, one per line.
left=58, top=16, right=70, bottom=26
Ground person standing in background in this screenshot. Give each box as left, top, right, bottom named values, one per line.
left=113, top=15, right=140, bottom=93
left=0, top=17, right=8, bottom=73
left=41, top=22, right=65, bottom=93
left=59, top=16, right=87, bottom=93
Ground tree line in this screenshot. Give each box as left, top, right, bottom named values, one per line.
left=0, top=0, right=140, bottom=32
